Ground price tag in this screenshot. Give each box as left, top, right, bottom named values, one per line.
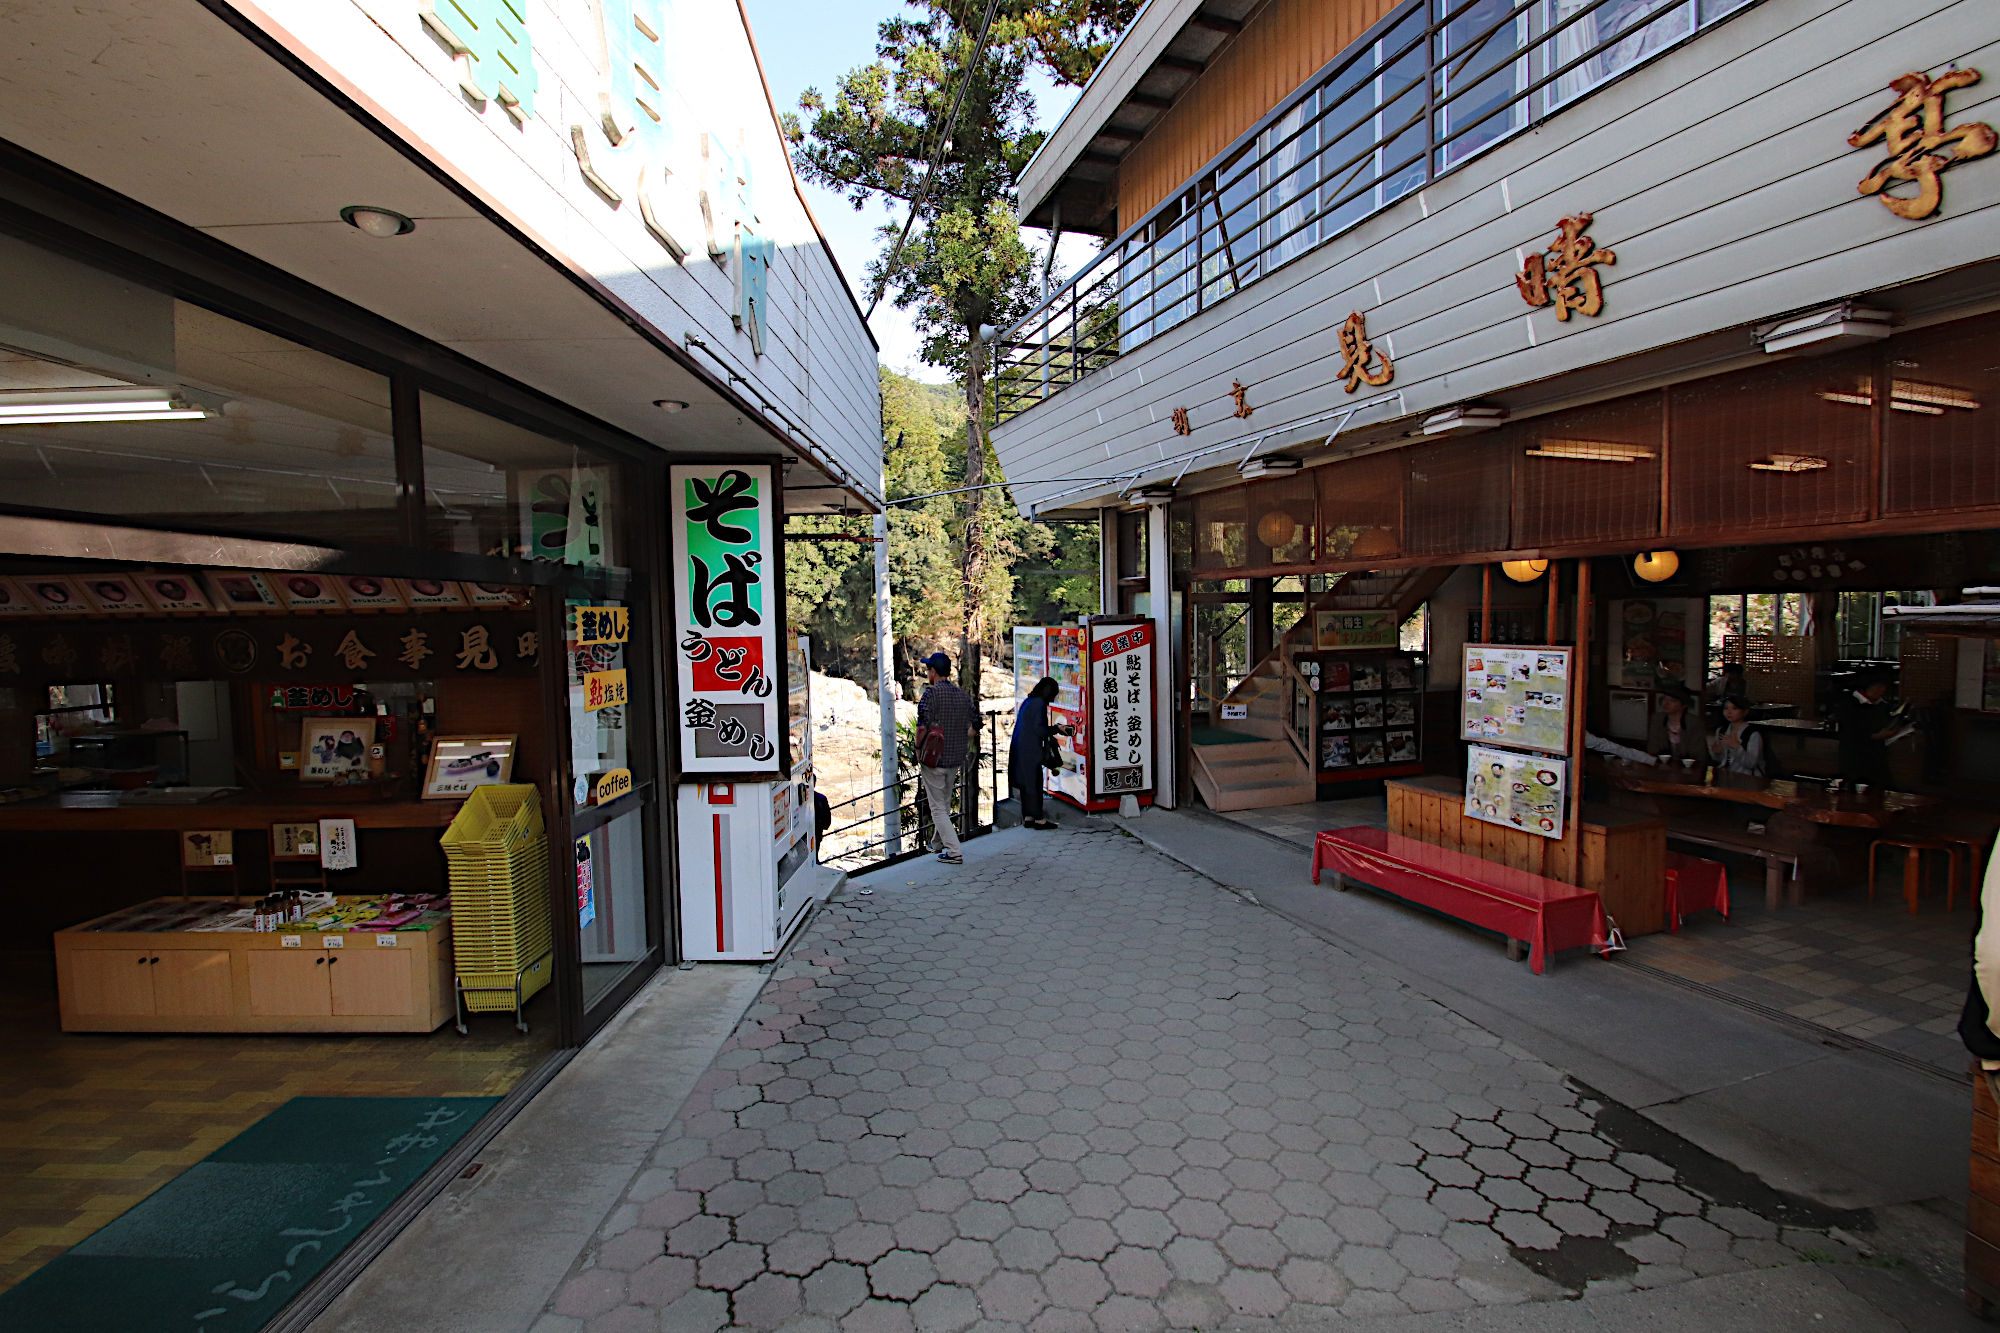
left=376, top=934, right=399, bottom=947
left=322, top=935, right=344, bottom=949
left=281, top=935, right=302, bottom=948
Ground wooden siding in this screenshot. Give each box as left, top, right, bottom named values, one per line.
left=995, top=0, right=2000, bottom=525
left=1118, top=0, right=1399, bottom=226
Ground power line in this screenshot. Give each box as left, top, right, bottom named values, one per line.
left=863, top=0, right=1004, bottom=321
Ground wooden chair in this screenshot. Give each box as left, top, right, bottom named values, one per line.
left=1868, top=836, right=1951, bottom=914
left=1933, top=831, right=1991, bottom=909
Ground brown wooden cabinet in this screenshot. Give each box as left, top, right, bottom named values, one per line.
left=57, top=899, right=453, bottom=1033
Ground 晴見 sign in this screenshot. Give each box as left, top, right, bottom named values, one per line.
left=671, top=462, right=781, bottom=777
left=1088, top=619, right=1155, bottom=799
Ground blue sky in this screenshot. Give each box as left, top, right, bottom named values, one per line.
left=742, top=0, right=1081, bottom=382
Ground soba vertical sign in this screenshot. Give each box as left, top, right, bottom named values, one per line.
left=672, top=462, right=781, bottom=777
left=1088, top=619, right=1155, bottom=798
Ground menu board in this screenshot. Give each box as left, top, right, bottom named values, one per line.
left=1461, top=645, right=1572, bottom=755
left=1464, top=745, right=1568, bottom=840
left=1310, top=651, right=1424, bottom=773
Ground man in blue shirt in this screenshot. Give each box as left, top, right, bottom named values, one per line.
left=916, top=652, right=977, bottom=864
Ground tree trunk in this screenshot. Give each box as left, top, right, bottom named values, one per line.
left=959, top=328, right=988, bottom=825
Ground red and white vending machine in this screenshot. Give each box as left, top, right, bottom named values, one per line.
left=1012, top=616, right=1157, bottom=812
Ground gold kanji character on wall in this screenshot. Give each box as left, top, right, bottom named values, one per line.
left=1849, top=69, right=1996, bottom=220
left=1170, top=406, right=1191, bottom=436
left=1336, top=312, right=1394, bottom=393
left=335, top=630, right=376, bottom=672
left=398, top=629, right=432, bottom=670
left=1518, top=214, right=1616, bottom=321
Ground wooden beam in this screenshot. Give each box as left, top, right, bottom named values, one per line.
left=1156, top=54, right=1208, bottom=73
left=1125, top=91, right=1175, bottom=109
left=1079, top=149, right=1123, bottom=166
left=1094, top=126, right=1146, bottom=143
left=1189, top=12, right=1245, bottom=34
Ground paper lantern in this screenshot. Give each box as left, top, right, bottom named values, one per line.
left=1499, top=559, right=1548, bottom=583
left=1633, top=550, right=1680, bottom=582
left=1256, top=509, right=1298, bottom=549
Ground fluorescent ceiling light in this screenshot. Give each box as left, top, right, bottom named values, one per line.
left=1524, top=439, right=1655, bottom=463
left=1755, top=302, right=1892, bottom=354
left=1749, top=454, right=1830, bottom=472
left=1421, top=405, right=1507, bottom=436
left=0, top=387, right=215, bottom=426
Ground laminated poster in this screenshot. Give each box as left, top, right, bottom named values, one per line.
left=318, top=818, right=359, bottom=870
left=1464, top=746, right=1567, bottom=841
left=1461, top=645, right=1572, bottom=754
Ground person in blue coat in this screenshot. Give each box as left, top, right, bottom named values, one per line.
left=1010, top=676, right=1072, bottom=830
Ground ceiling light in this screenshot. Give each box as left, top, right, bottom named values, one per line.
left=1127, top=485, right=1175, bottom=508
left=1500, top=559, right=1549, bottom=582
left=1633, top=550, right=1680, bottom=582
left=1238, top=454, right=1302, bottom=479
left=340, top=205, right=416, bottom=238
left=1524, top=439, right=1655, bottom=463
left=654, top=399, right=690, bottom=413
left=1421, top=404, right=1507, bottom=436
left=1755, top=302, right=1892, bottom=354
left=1749, top=454, right=1830, bottom=472
left=0, top=387, right=214, bottom=426
left=1818, top=379, right=1979, bottom=413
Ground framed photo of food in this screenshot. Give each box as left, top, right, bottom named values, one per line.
left=301, top=717, right=378, bottom=783
left=422, top=736, right=519, bottom=799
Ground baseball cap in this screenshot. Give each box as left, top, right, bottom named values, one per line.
left=923, top=652, right=952, bottom=674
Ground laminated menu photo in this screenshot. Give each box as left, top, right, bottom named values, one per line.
left=1320, top=734, right=1353, bottom=768
left=1321, top=697, right=1353, bottom=730
left=1353, top=696, right=1384, bottom=728
left=1386, top=694, right=1417, bottom=726
left=1386, top=729, right=1418, bottom=763
left=1321, top=659, right=1352, bottom=691
left=1352, top=730, right=1387, bottom=766
left=1351, top=659, right=1383, bottom=691
left=1386, top=660, right=1416, bottom=691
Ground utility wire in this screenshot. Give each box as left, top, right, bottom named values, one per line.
left=863, top=0, right=1004, bottom=320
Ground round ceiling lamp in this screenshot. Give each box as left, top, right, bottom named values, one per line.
left=1633, top=550, right=1681, bottom=582
left=339, top=205, right=416, bottom=238
left=654, top=399, right=690, bottom=413
left=1499, top=559, right=1548, bottom=583
left=1256, top=509, right=1298, bottom=549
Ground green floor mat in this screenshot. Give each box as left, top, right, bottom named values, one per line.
left=0, top=1095, right=498, bottom=1333
left=1192, top=727, right=1264, bottom=746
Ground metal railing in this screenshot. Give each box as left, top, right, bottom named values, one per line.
left=994, top=0, right=1756, bottom=421
left=816, top=707, right=1014, bottom=875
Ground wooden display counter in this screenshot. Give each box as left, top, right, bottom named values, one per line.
left=55, top=897, right=453, bottom=1033
left=1387, top=775, right=1669, bottom=936
left=0, top=790, right=459, bottom=832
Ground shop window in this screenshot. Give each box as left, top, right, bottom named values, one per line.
left=1514, top=392, right=1663, bottom=548
left=421, top=393, right=626, bottom=566
left=0, top=239, right=400, bottom=545
left=576, top=805, right=648, bottom=1010
left=1881, top=313, right=2000, bottom=515
left=1667, top=350, right=1874, bottom=536
left=1435, top=0, right=1531, bottom=170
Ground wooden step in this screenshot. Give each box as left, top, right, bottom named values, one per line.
left=1191, top=736, right=1317, bottom=812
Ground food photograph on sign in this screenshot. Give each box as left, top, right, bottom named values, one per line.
left=422, top=735, right=518, bottom=799
left=1464, top=745, right=1568, bottom=840
left=1461, top=645, right=1571, bottom=754
left=672, top=464, right=780, bottom=774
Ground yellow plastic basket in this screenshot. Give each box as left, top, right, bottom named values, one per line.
left=443, top=785, right=553, bottom=1021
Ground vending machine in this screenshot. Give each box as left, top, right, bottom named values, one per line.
left=675, top=634, right=832, bottom=961
left=1011, top=617, right=1156, bottom=812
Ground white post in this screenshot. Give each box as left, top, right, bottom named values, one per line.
left=1099, top=507, right=1118, bottom=615
left=1146, top=500, right=1177, bottom=810
left=874, top=509, right=901, bottom=855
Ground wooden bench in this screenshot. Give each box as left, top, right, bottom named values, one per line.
left=1664, top=826, right=1800, bottom=909
left=1312, top=827, right=1612, bottom=975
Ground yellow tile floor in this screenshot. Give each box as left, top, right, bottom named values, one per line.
left=0, top=951, right=555, bottom=1295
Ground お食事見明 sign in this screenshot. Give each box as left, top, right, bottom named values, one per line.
left=671, top=462, right=781, bottom=778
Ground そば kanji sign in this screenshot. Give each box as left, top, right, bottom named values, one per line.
left=671, top=462, right=781, bottom=777
left=1088, top=619, right=1155, bottom=799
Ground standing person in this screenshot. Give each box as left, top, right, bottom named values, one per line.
left=1645, top=682, right=1708, bottom=764
left=1010, top=676, right=1073, bottom=831
left=1836, top=669, right=1897, bottom=788
left=1707, top=696, right=1768, bottom=777
left=915, top=651, right=977, bottom=865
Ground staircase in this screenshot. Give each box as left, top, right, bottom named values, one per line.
left=1190, top=568, right=1450, bottom=813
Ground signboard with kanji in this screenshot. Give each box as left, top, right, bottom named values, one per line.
left=670, top=461, right=782, bottom=778
left=1087, top=619, right=1155, bottom=799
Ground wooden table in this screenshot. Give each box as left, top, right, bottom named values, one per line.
left=1596, top=761, right=1937, bottom=828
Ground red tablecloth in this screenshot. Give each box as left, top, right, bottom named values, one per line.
left=1664, top=851, right=1730, bottom=931
left=1312, top=827, right=1610, bottom=974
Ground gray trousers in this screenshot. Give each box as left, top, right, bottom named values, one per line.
left=920, top=765, right=962, bottom=855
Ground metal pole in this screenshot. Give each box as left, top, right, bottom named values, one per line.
left=874, top=509, right=901, bottom=856
left=1148, top=500, right=1177, bottom=809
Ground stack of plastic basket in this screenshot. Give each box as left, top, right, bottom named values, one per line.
left=441, top=784, right=552, bottom=1020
